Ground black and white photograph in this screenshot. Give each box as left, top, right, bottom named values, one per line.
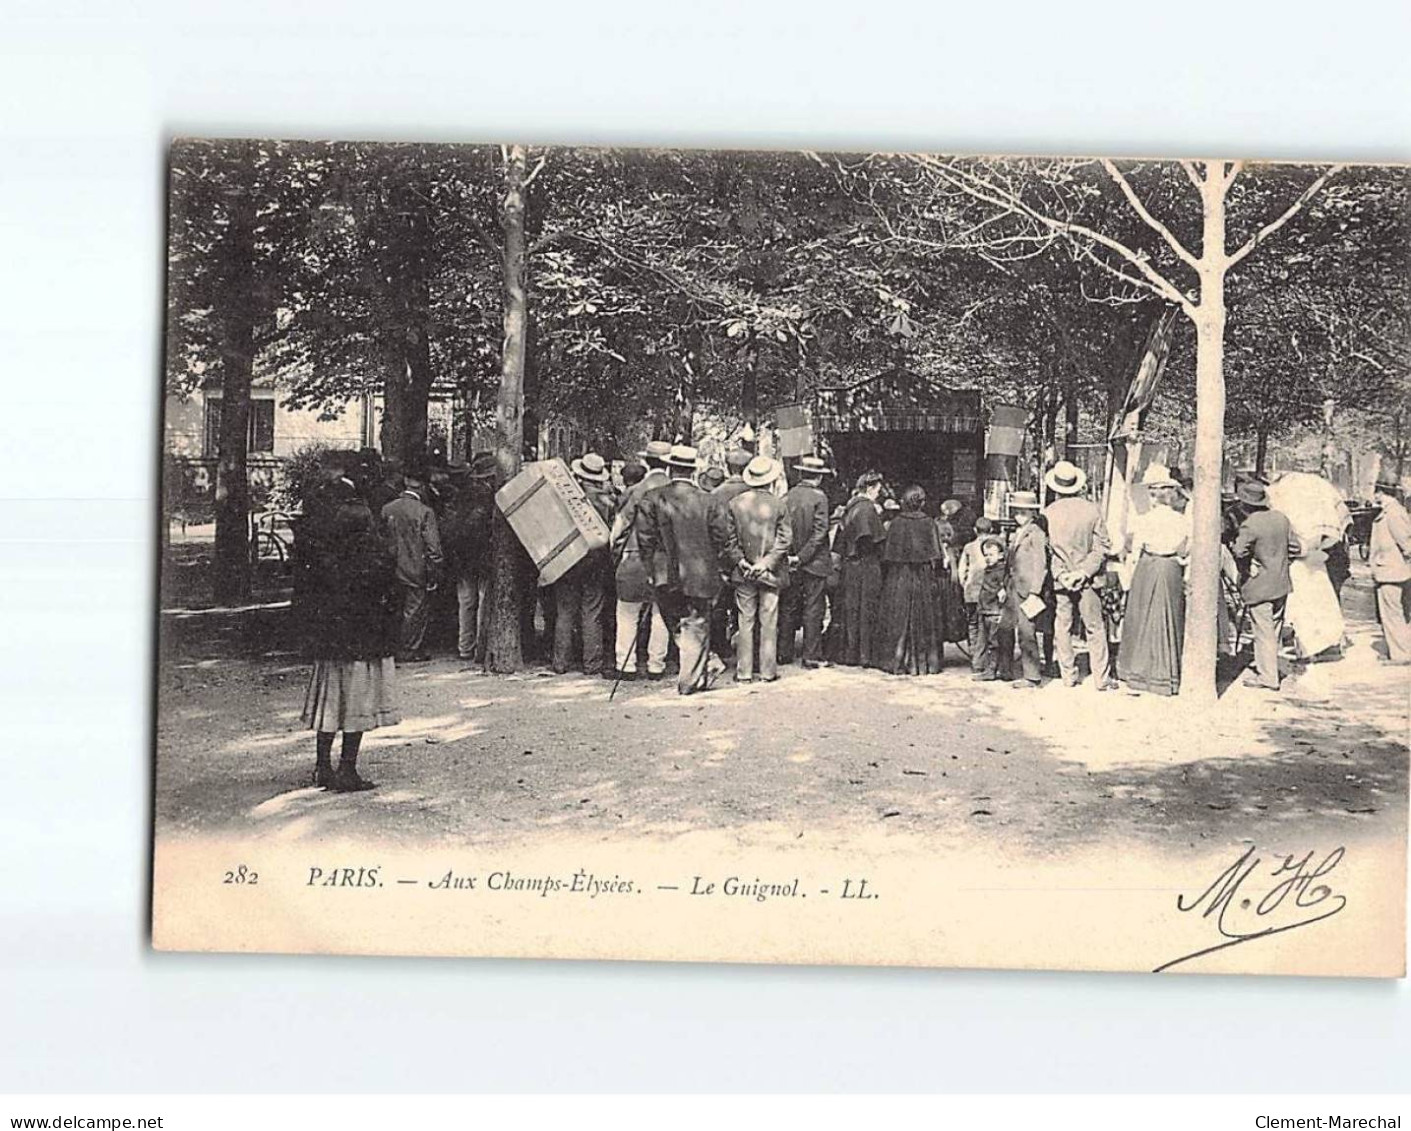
left=152, top=139, right=1410, bottom=976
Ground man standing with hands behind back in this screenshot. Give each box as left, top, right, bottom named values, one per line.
left=1232, top=480, right=1298, bottom=690
left=1041, top=460, right=1115, bottom=690
left=381, top=465, right=443, bottom=663
left=781, top=455, right=834, bottom=668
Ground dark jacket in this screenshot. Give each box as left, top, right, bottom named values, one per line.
left=977, top=560, right=1007, bottom=618
left=839, top=495, right=885, bottom=559
left=784, top=483, right=832, bottom=577
left=611, top=468, right=670, bottom=603
left=636, top=478, right=737, bottom=601
left=292, top=496, right=399, bottom=661
left=712, top=476, right=751, bottom=506
left=440, top=481, right=494, bottom=580
left=1006, top=520, right=1049, bottom=601
left=725, top=488, right=793, bottom=589
left=1233, top=507, right=1297, bottom=604
left=381, top=491, right=444, bottom=589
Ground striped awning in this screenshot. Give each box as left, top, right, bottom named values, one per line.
left=815, top=369, right=983, bottom=434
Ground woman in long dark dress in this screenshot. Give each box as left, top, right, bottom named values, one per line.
left=293, top=475, right=401, bottom=791
left=1116, top=470, right=1190, bottom=696
left=838, top=471, right=886, bottom=666
left=877, top=485, right=945, bottom=674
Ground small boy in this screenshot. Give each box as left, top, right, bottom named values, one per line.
left=958, top=516, right=996, bottom=666
left=970, top=535, right=1008, bottom=681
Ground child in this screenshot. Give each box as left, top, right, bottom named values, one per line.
left=958, top=516, right=996, bottom=666
left=970, top=535, right=1008, bottom=681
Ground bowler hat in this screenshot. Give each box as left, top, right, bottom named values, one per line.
left=1044, top=460, right=1087, bottom=496
left=571, top=452, right=610, bottom=484
left=1236, top=481, right=1270, bottom=508
left=742, top=455, right=779, bottom=488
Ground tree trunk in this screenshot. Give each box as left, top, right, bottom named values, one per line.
left=1183, top=162, right=1230, bottom=702
left=211, top=172, right=258, bottom=607
left=1254, top=426, right=1269, bottom=476
left=379, top=195, right=435, bottom=465
left=742, top=327, right=759, bottom=432
left=486, top=145, right=529, bottom=673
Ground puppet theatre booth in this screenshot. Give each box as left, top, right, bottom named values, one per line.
left=813, top=368, right=985, bottom=514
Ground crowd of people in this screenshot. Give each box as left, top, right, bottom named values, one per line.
left=285, top=440, right=1411, bottom=793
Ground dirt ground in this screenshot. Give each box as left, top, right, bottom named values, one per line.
left=156, top=566, right=1409, bottom=859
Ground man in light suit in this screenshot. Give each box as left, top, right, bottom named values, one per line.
left=1041, top=460, right=1115, bottom=690
left=1232, top=480, right=1299, bottom=690
left=1369, top=479, right=1411, bottom=664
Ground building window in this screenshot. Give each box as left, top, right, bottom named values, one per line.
left=204, top=398, right=276, bottom=456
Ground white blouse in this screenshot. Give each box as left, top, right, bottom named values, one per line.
left=1131, top=504, right=1191, bottom=558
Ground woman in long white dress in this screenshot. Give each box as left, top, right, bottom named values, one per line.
left=1286, top=543, right=1344, bottom=659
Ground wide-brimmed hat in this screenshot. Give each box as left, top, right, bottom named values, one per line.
left=1141, top=463, right=1179, bottom=490
left=664, top=444, right=701, bottom=470
left=639, top=440, right=673, bottom=464
left=743, top=455, right=780, bottom=488
left=1374, top=478, right=1402, bottom=496
left=939, top=498, right=964, bottom=518
left=1009, top=490, right=1041, bottom=510
left=796, top=455, right=833, bottom=478
left=1236, top=480, right=1270, bottom=508
left=882, top=497, right=901, bottom=513
left=1045, top=460, right=1088, bottom=496
left=571, top=452, right=610, bottom=484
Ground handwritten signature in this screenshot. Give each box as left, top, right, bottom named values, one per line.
left=1154, top=845, right=1347, bottom=973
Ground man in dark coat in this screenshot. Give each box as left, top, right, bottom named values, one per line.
left=712, top=448, right=754, bottom=506
left=997, top=491, right=1050, bottom=687
left=441, top=452, right=497, bottom=663
left=779, top=455, right=834, bottom=668
left=609, top=442, right=672, bottom=679
left=1232, top=480, right=1299, bottom=690
left=722, top=456, right=793, bottom=682
left=552, top=453, right=615, bottom=676
left=708, top=447, right=755, bottom=657
left=381, top=467, right=443, bottom=662
left=838, top=471, right=886, bottom=667
left=636, top=444, right=737, bottom=694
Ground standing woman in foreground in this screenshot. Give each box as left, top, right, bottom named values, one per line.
left=293, top=467, right=401, bottom=791
left=1117, top=464, right=1190, bottom=696
left=877, top=484, right=945, bottom=674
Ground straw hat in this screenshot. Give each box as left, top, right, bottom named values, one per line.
left=570, top=453, right=610, bottom=484
left=1141, top=463, right=1179, bottom=489
left=1009, top=490, right=1041, bottom=510
left=742, top=455, right=780, bottom=488
left=638, top=440, right=673, bottom=464
left=1044, top=460, right=1087, bottom=496
left=664, top=444, right=701, bottom=470
left=796, top=455, right=833, bottom=478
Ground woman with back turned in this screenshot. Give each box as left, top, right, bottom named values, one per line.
left=292, top=459, right=401, bottom=791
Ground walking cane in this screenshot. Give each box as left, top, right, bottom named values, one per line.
left=609, top=602, right=651, bottom=702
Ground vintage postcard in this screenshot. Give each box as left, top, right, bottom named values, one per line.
left=154, top=140, right=1409, bottom=975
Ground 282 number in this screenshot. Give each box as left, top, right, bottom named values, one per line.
left=222, top=864, right=259, bottom=885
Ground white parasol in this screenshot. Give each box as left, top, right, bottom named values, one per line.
left=1267, top=472, right=1352, bottom=552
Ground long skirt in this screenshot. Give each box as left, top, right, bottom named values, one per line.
left=935, top=567, right=969, bottom=644
left=840, top=555, right=884, bottom=667
left=877, top=562, right=944, bottom=674
left=301, top=657, right=399, bottom=733
left=1117, top=555, right=1184, bottom=696
left=1287, top=552, right=1344, bottom=658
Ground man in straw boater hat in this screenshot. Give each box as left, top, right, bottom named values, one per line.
left=1231, top=479, right=1298, bottom=690
left=635, top=444, right=737, bottom=694
left=721, top=455, right=794, bottom=683
left=1368, top=476, right=1411, bottom=664
left=780, top=454, right=835, bottom=668
left=996, top=490, right=1050, bottom=688
left=608, top=440, right=673, bottom=681
left=1041, top=459, right=1116, bottom=690
left=550, top=453, right=615, bottom=677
